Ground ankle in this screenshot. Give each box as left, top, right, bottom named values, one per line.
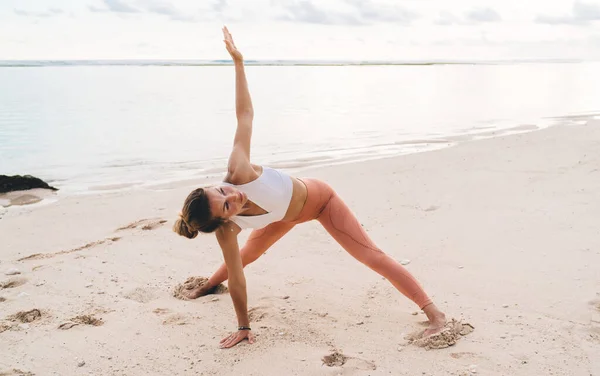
left=205, top=279, right=218, bottom=289
left=422, top=303, right=445, bottom=321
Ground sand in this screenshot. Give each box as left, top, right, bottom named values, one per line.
left=0, top=189, right=56, bottom=209
left=1, top=119, right=599, bottom=375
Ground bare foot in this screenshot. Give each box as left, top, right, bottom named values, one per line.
left=173, top=276, right=229, bottom=300
left=173, top=276, right=223, bottom=300
left=181, top=282, right=217, bottom=299
left=421, top=303, right=447, bottom=337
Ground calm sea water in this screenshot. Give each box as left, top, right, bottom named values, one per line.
left=1, top=62, right=599, bottom=194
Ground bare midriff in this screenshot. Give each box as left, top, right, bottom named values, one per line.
left=280, top=177, right=308, bottom=222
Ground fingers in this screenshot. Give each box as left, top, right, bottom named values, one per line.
left=220, top=333, right=241, bottom=349
left=222, top=26, right=235, bottom=46
left=218, top=331, right=255, bottom=349
left=223, top=26, right=232, bottom=40
left=222, top=26, right=231, bottom=39
left=220, top=333, right=233, bottom=345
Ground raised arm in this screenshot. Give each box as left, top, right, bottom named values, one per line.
left=215, top=223, right=255, bottom=349
left=222, top=26, right=254, bottom=177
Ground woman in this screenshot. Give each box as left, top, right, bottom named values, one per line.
left=174, top=26, right=447, bottom=349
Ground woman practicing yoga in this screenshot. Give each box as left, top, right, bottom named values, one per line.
left=174, top=27, right=447, bottom=349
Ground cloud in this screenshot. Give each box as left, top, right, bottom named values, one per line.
left=574, top=1, right=600, bottom=21
left=88, top=0, right=202, bottom=22
left=13, top=8, right=64, bottom=17
left=276, top=0, right=417, bottom=26
left=89, top=0, right=140, bottom=13
left=535, top=15, right=574, bottom=25
left=212, top=0, right=227, bottom=13
left=465, top=7, right=501, bottom=23
left=435, top=7, right=501, bottom=26
left=276, top=0, right=361, bottom=25
left=143, top=1, right=195, bottom=22
left=536, top=1, right=600, bottom=25
left=344, top=0, right=418, bottom=24
left=434, top=11, right=461, bottom=26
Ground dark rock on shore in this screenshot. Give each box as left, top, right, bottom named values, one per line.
left=0, top=175, right=58, bottom=193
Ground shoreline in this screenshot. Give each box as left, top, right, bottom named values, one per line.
left=1, top=118, right=599, bottom=375
left=2, top=115, right=583, bottom=210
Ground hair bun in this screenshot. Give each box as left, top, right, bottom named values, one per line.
left=173, top=217, right=198, bottom=239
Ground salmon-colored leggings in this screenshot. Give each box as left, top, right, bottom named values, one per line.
left=207, top=178, right=433, bottom=309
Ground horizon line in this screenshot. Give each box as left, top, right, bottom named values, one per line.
left=0, top=58, right=593, bottom=67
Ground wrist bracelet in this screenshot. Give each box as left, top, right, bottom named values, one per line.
left=238, top=326, right=251, bottom=331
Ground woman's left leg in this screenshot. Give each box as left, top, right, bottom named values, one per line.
left=207, top=221, right=296, bottom=287
left=316, top=189, right=446, bottom=335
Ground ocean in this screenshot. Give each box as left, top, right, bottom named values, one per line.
left=1, top=60, right=599, bottom=194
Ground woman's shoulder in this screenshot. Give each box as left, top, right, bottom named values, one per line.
left=224, top=163, right=263, bottom=185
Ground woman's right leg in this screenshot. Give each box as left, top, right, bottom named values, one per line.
left=316, top=192, right=434, bottom=308
left=206, top=221, right=295, bottom=287
left=311, top=182, right=447, bottom=336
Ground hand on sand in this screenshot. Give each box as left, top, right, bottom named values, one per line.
left=181, top=282, right=215, bottom=299
left=220, top=329, right=255, bottom=349
left=222, top=26, right=243, bottom=62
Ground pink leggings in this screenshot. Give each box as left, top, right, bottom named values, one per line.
left=207, top=178, right=433, bottom=309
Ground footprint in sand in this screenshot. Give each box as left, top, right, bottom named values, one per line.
left=172, top=276, right=228, bottom=301
left=0, top=322, right=12, bottom=333
left=248, top=306, right=269, bottom=322
left=153, top=308, right=171, bottom=315
left=1, top=309, right=43, bottom=333
left=247, top=295, right=295, bottom=323
left=589, top=295, right=600, bottom=313
left=322, top=350, right=377, bottom=373
left=8, top=309, right=42, bottom=323
left=123, top=287, right=159, bottom=303
left=151, top=307, right=188, bottom=325
left=246, top=296, right=335, bottom=348
left=18, top=237, right=120, bottom=261
left=322, top=351, right=348, bottom=367
left=0, top=368, right=35, bottom=376
left=406, top=319, right=475, bottom=350
left=0, top=278, right=27, bottom=289
left=58, top=314, right=104, bottom=330
left=117, top=218, right=167, bottom=231
left=161, top=313, right=188, bottom=326
left=589, top=295, right=600, bottom=342
left=450, top=352, right=478, bottom=359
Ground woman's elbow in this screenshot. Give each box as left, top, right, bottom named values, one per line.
left=237, top=109, right=254, bottom=121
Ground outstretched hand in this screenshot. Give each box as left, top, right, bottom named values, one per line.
left=220, top=329, right=255, bottom=349
left=222, top=26, right=243, bottom=63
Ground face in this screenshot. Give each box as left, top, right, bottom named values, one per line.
left=205, top=185, right=248, bottom=219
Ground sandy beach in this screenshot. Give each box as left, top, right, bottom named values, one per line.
left=1, top=119, right=599, bottom=375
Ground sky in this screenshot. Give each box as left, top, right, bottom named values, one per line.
left=1, top=0, right=600, bottom=60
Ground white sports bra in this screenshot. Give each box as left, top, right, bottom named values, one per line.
left=222, top=166, right=294, bottom=230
